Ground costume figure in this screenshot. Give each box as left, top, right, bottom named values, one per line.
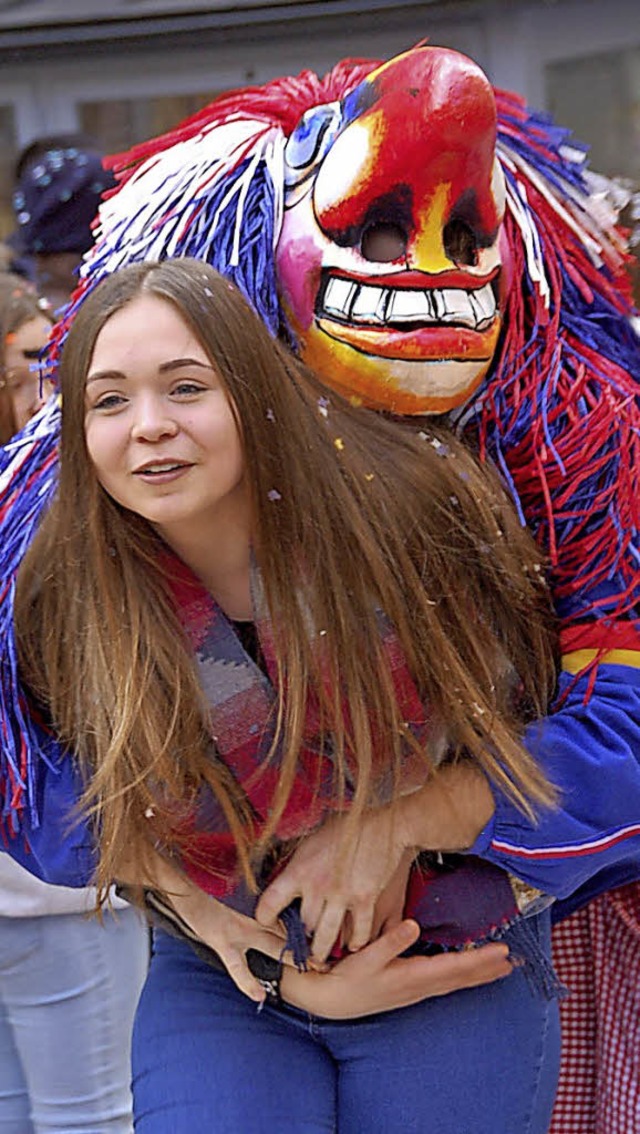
left=1, top=45, right=640, bottom=1131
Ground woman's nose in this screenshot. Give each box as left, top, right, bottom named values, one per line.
left=131, top=397, right=179, bottom=441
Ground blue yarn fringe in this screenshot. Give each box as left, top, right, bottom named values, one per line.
left=502, top=917, right=568, bottom=1002
left=281, top=899, right=310, bottom=971
left=0, top=404, right=63, bottom=833
left=178, top=158, right=284, bottom=338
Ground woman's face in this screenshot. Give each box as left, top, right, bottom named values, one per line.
left=84, top=294, right=246, bottom=540
left=3, top=313, right=53, bottom=434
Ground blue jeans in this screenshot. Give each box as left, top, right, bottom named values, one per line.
left=133, top=912, right=560, bottom=1133
left=0, top=907, right=149, bottom=1133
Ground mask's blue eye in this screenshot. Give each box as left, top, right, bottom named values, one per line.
left=284, top=102, right=343, bottom=190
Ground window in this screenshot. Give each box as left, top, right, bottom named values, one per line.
left=0, top=103, right=17, bottom=240
left=79, top=90, right=225, bottom=156
left=546, top=47, right=640, bottom=304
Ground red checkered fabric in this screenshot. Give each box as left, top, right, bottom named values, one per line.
left=550, top=882, right=640, bottom=1133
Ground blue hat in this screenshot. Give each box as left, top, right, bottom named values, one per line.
left=13, top=146, right=114, bottom=256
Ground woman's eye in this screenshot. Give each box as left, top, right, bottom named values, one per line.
left=172, top=381, right=205, bottom=396
left=93, top=393, right=126, bottom=411
left=284, top=102, right=343, bottom=190
left=5, top=368, right=30, bottom=390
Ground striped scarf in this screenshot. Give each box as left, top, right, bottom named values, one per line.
left=163, top=551, right=561, bottom=997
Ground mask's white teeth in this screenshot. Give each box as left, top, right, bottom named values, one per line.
left=321, top=277, right=497, bottom=330
left=473, top=282, right=497, bottom=321
left=437, top=288, right=475, bottom=327
left=350, top=284, right=388, bottom=324
left=322, top=277, right=357, bottom=319
left=385, top=288, right=433, bottom=323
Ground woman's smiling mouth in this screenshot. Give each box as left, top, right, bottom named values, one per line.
left=133, top=460, right=194, bottom=482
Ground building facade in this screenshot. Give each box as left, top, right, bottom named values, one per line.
left=0, top=0, right=638, bottom=281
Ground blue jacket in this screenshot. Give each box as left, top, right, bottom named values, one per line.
left=471, top=661, right=640, bottom=920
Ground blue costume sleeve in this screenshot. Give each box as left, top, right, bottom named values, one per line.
left=470, top=662, right=640, bottom=914
left=2, top=743, right=97, bottom=889
left=0, top=406, right=96, bottom=887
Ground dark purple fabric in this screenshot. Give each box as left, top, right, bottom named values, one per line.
left=13, top=147, right=114, bottom=255
left=404, top=855, right=519, bottom=948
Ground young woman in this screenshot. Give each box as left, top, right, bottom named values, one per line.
left=12, top=258, right=560, bottom=1133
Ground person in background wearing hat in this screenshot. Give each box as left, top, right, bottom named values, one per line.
left=0, top=268, right=148, bottom=1132
left=12, top=134, right=114, bottom=313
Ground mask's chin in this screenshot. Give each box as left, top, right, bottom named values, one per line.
left=297, top=319, right=500, bottom=416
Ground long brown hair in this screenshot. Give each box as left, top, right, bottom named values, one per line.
left=0, top=273, right=50, bottom=444
left=15, top=258, right=558, bottom=897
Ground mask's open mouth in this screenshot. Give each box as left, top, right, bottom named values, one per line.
left=314, top=269, right=501, bottom=363
left=316, top=269, right=498, bottom=331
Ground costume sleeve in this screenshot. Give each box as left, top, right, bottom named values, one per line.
left=0, top=405, right=96, bottom=888
left=469, top=661, right=640, bottom=899
left=1, top=724, right=97, bottom=889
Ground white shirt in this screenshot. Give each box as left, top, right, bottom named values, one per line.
left=0, top=854, right=127, bottom=917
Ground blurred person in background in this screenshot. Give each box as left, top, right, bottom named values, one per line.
left=0, top=274, right=149, bottom=1132
left=0, top=244, right=16, bottom=275
left=12, top=134, right=115, bottom=313
left=0, top=273, right=53, bottom=443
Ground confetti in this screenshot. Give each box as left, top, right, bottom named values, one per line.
left=334, top=438, right=344, bottom=451
left=266, top=408, right=275, bottom=422
left=431, top=438, right=449, bottom=455
left=364, top=473, right=375, bottom=481
left=267, top=489, right=282, bottom=502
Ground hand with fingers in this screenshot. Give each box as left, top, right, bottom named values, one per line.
left=280, top=918, right=514, bottom=1019
left=256, top=806, right=414, bottom=964
left=255, top=764, right=496, bottom=965
left=132, top=853, right=290, bottom=1005
left=182, top=893, right=290, bottom=1003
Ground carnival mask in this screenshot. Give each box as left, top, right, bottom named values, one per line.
left=276, top=47, right=508, bottom=414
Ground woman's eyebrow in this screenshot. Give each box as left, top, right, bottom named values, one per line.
left=87, top=358, right=215, bottom=385
left=86, top=369, right=126, bottom=386
left=21, top=348, right=44, bottom=360
left=158, top=358, right=215, bottom=374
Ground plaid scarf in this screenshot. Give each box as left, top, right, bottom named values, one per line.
left=163, top=551, right=562, bottom=998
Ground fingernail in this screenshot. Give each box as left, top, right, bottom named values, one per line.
left=308, top=960, right=330, bottom=973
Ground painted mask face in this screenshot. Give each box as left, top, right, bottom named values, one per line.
left=276, top=46, right=508, bottom=415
